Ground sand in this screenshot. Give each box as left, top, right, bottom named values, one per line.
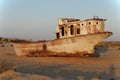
left=0, top=49, right=120, bottom=80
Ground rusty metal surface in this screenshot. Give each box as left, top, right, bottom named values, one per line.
left=57, top=17, right=106, bottom=39
left=13, top=32, right=112, bottom=57
left=12, top=17, right=112, bottom=57
left=26, top=50, right=94, bottom=57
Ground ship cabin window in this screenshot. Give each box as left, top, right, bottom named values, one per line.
left=77, top=28, right=80, bottom=34
left=81, top=23, right=84, bottom=26
left=61, top=27, right=64, bottom=36
left=96, top=22, right=98, bottom=24
left=70, top=25, right=74, bottom=35
left=56, top=33, right=60, bottom=39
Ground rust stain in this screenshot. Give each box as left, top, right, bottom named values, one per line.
left=26, top=50, right=95, bottom=57
left=12, top=17, right=112, bottom=57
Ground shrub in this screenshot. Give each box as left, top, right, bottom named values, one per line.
left=0, top=58, right=15, bottom=73
left=10, top=44, right=13, bottom=47
left=119, top=47, right=120, bottom=50
left=1, top=44, right=5, bottom=47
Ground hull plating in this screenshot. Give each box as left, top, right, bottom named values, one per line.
left=13, top=32, right=112, bottom=57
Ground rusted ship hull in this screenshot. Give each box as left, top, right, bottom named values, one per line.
left=13, top=32, right=112, bottom=57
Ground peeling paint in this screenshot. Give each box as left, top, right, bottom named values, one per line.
left=13, top=17, right=112, bottom=57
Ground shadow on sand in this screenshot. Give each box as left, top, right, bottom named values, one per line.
left=94, top=45, right=109, bottom=57
left=16, top=63, right=120, bottom=80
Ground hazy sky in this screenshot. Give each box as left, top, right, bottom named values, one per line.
left=0, top=0, right=120, bottom=41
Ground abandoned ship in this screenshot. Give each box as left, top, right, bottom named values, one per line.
left=12, top=17, right=112, bottom=57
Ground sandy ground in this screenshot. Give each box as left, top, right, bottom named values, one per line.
left=0, top=49, right=120, bottom=80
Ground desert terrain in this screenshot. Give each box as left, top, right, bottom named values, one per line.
left=0, top=41, right=120, bottom=80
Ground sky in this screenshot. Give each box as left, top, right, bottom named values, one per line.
left=0, top=0, right=120, bottom=41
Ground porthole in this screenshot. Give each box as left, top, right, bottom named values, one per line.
left=96, top=22, right=98, bottom=24
left=81, top=23, right=84, bottom=26
left=89, top=22, right=91, bottom=25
